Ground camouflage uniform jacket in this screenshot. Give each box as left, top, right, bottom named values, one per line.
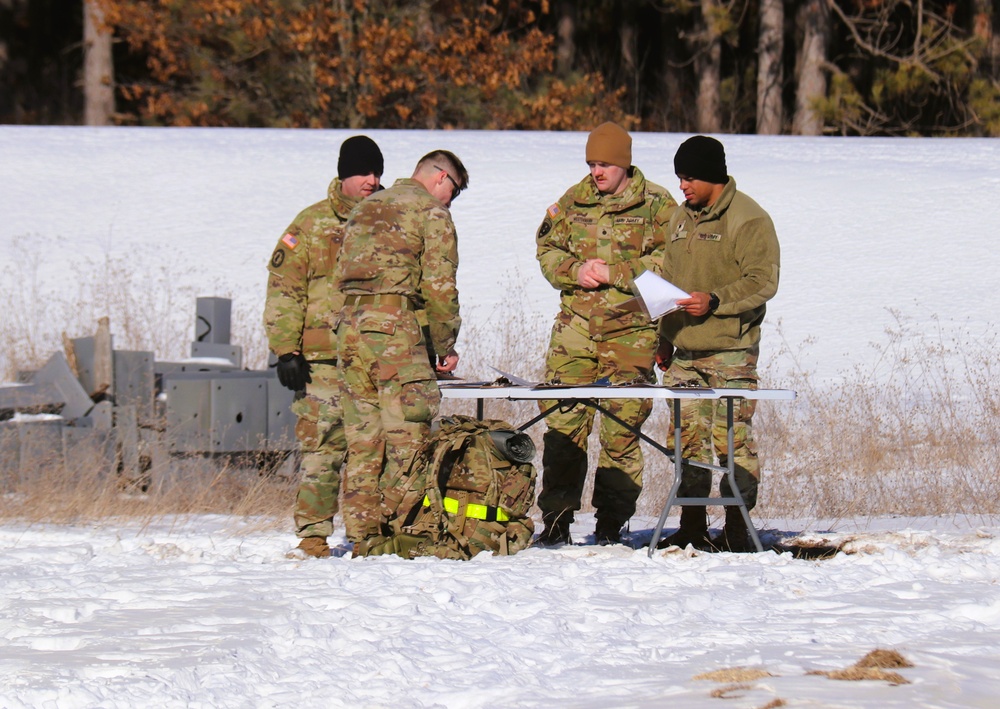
left=334, top=177, right=461, bottom=358
left=659, top=178, right=780, bottom=352
left=263, top=179, right=360, bottom=361
left=536, top=167, right=675, bottom=339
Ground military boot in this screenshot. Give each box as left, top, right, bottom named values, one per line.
left=656, top=507, right=712, bottom=550
left=535, top=513, right=572, bottom=546
left=285, top=536, right=331, bottom=559
left=594, top=519, right=623, bottom=546
left=713, top=507, right=755, bottom=553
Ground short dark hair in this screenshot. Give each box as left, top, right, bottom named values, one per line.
left=417, top=150, right=468, bottom=191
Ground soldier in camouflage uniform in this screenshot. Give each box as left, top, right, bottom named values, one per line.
left=334, top=150, right=467, bottom=551
left=263, top=136, right=384, bottom=559
left=535, top=122, right=677, bottom=546
left=655, top=136, right=780, bottom=553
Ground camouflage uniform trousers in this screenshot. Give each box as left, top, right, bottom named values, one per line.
left=537, top=308, right=657, bottom=528
left=664, top=345, right=761, bottom=509
left=291, top=363, right=347, bottom=539
left=337, top=305, right=441, bottom=542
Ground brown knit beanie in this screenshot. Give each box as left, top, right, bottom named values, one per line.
left=585, top=122, right=632, bottom=168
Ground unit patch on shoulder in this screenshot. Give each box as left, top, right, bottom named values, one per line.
left=536, top=217, right=552, bottom=239
left=281, top=232, right=299, bottom=249
left=271, top=248, right=285, bottom=268
left=547, top=203, right=561, bottom=218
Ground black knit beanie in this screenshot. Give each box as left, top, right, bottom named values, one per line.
left=338, top=135, right=384, bottom=180
left=673, top=135, right=728, bottom=184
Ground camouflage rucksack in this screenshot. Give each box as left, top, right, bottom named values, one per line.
left=356, top=415, right=537, bottom=560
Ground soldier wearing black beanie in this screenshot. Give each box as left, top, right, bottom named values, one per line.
left=673, top=135, right=728, bottom=184
left=338, top=135, right=384, bottom=180
left=264, top=132, right=385, bottom=560
left=655, top=134, right=780, bottom=555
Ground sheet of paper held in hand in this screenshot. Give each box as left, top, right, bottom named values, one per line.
left=623, top=270, right=690, bottom=320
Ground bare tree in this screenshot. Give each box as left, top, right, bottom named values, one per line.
left=756, top=0, right=783, bottom=134
left=656, top=7, right=692, bottom=132
left=694, top=0, right=722, bottom=133
left=619, top=1, right=643, bottom=117
left=825, top=0, right=986, bottom=135
left=972, top=0, right=998, bottom=77
left=792, top=0, right=830, bottom=135
left=555, top=0, right=576, bottom=76
left=83, top=0, right=114, bottom=125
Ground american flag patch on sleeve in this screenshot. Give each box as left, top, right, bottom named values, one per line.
left=281, top=233, right=299, bottom=249
left=547, top=203, right=561, bottom=218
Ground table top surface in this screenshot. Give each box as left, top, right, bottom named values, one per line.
left=439, top=382, right=796, bottom=401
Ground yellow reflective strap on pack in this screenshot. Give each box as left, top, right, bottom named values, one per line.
left=464, top=502, right=509, bottom=522
left=422, top=495, right=509, bottom=522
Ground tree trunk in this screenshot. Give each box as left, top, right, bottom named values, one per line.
left=555, top=0, right=575, bottom=76
left=756, top=0, right=784, bottom=134
left=619, top=2, right=640, bottom=117
left=338, top=0, right=362, bottom=128
left=83, top=0, right=114, bottom=126
left=972, top=0, right=998, bottom=79
left=792, top=0, right=830, bottom=136
left=695, top=0, right=721, bottom=133
left=657, top=9, right=689, bottom=132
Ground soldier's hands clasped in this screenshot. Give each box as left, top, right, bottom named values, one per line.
left=276, top=352, right=312, bottom=391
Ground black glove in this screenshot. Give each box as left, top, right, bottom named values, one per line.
left=276, top=352, right=312, bottom=391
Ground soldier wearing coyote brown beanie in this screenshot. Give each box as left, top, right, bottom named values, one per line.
left=532, top=121, right=677, bottom=548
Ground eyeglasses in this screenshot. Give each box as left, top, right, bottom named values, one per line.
left=433, top=164, right=462, bottom=200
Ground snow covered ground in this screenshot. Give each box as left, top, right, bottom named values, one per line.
left=2, top=515, right=999, bottom=708
left=2, top=127, right=1000, bottom=706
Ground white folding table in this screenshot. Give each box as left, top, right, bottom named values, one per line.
left=440, top=383, right=796, bottom=554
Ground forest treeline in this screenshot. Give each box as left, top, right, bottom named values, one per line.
left=1, top=0, right=998, bottom=136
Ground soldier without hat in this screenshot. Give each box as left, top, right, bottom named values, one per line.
left=335, top=150, right=467, bottom=553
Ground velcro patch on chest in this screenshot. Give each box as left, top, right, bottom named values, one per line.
left=281, top=232, right=299, bottom=249
left=571, top=216, right=597, bottom=226
left=614, top=216, right=644, bottom=225
left=698, top=233, right=723, bottom=242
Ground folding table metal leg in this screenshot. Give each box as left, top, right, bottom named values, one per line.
left=648, top=398, right=685, bottom=554
left=647, top=396, right=763, bottom=555
left=722, top=397, right=762, bottom=552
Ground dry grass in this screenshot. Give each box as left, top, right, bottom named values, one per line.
left=694, top=667, right=774, bottom=682
left=0, top=433, right=297, bottom=530
left=3, top=249, right=1000, bottom=527
left=755, top=311, right=1000, bottom=522
left=0, top=237, right=269, bottom=381
left=807, top=648, right=913, bottom=685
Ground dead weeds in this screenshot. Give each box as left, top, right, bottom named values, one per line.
left=808, top=648, right=913, bottom=685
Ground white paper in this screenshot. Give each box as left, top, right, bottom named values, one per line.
left=625, top=270, right=690, bottom=320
